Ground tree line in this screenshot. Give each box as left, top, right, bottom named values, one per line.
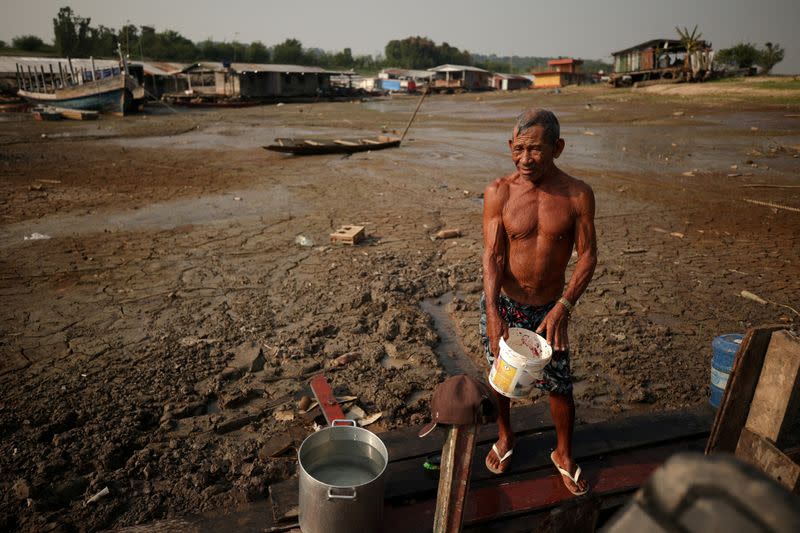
left=0, top=6, right=614, bottom=74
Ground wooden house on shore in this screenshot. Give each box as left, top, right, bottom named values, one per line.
left=532, top=58, right=588, bottom=89
left=428, top=64, right=491, bottom=92
left=609, top=38, right=713, bottom=86
left=173, top=62, right=339, bottom=101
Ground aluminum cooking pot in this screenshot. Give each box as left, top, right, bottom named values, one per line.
left=298, top=419, right=388, bottom=533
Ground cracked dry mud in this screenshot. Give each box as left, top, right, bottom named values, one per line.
left=1, top=85, right=799, bottom=531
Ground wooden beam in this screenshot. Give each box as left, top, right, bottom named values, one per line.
left=706, top=325, right=786, bottom=454
left=434, top=424, right=477, bottom=533
left=736, top=428, right=800, bottom=493
left=745, top=330, right=800, bottom=447
left=308, top=374, right=345, bottom=425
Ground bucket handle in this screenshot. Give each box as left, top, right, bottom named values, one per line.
left=327, top=486, right=357, bottom=500
left=332, top=419, right=356, bottom=427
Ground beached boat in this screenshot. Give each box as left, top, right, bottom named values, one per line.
left=15, top=51, right=143, bottom=115
left=264, top=135, right=401, bottom=155
left=18, top=71, right=140, bottom=116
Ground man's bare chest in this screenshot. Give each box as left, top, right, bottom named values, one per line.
left=502, top=196, right=574, bottom=240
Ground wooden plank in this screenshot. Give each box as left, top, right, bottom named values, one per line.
left=267, top=403, right=551, bottom=523
left=706, top=325, right=786, bottom=454
left=308, top=374, right=345, bottom=425
left=384, top=439, right=705, bottom=533
left=434, top=424, right=477, bottom=533
left=268, top=408, right=711, bottom=524
left=333, top=139, right=359, bottom=146
left=380, top=402, right=552, bottom=463
left=385, top=406, right=713, bottom=501
left=744, top=330, right=800, bottom=447
left=736, top=428, right=800, bottom=492
left=329, top=225, right=365, bottom=245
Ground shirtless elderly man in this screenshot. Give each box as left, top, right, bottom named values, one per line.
left=481, top=108, right=597, bottom=495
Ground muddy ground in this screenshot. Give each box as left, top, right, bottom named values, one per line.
left=1, top=83, right=799, bottom=531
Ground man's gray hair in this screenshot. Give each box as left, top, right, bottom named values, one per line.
left=514, top=109, right=560, bottom=146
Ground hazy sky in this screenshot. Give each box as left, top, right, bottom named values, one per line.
left=2, top=0, right=798, bottom=73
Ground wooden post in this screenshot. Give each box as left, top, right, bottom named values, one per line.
left=399, top=88, right=428, bottom=144
left=49, top=64, right=56, bottom=89
left=15, top=64, right=22, bottom=91
left=29, top=66, right=39, bottom=92
left=90, top=56, right=96, bottom=81
left=67, top=57, right=75, bottom=84
left=40, top=66, right=48, bottom=92
left=744, top=330, right=800, bottom=447
left=706, top=325, right=787, bottom=454
left=433, top=424, right=477, bottom=533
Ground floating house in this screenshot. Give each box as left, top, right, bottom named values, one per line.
left=428, top=64, right=491, bottom=91
left=491, top=73, right=532, bottom=91
left=178, top=62, right=338, bottom=99
left=132, top=61, right=188, bottom=100
left=532, top=58, right=587, bottom=89
left=378, top=68, right=433, bottom=92
left=609, top=39, right=713, bottom=86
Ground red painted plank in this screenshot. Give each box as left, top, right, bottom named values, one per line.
left=384, top=440, right=701, bottom=533
left=309, top=374, right=345, bottom=425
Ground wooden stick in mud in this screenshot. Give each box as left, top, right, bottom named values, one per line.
left=400, top=87, right=429, bottom=145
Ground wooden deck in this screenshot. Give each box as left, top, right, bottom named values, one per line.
left=268, top=404, right=715, bottom=532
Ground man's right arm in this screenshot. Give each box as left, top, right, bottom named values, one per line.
left=482, top=179, right=508, bottom=356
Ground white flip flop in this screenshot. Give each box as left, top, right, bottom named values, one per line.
left=485, top=443, right=513, bottom=474
left=550, top=450, right=589, bottom=496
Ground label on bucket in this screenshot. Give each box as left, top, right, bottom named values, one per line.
left=490, top=356, right=518, bottom=394
left=710, top=366, right=729, bottom=390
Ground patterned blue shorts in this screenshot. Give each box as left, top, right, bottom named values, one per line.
left=480, top=293, right=573, bottom=395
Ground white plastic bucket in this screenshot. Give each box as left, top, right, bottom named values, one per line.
left=488, top=328, right=553, bottom=398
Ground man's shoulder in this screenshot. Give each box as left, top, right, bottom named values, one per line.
left=485, top=173, right=516, bottom=196
left=558, top=170, right=594, bottom=197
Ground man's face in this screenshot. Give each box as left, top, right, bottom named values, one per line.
left=508, top=125, right=564, bottom=181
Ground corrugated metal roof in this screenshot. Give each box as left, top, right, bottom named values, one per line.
left=428, top=64, right=489, bottom=73
left=611, top=39, right=685, bottom=56
left=130, top=60, right=187, bottom=76
left=0, top=56, right=120, bottom=75
left=182, top=62, right=339, bottom=75
left=548, top=58, right=582, bottom=66
left=380, top=68, right=434, bottom=79
left=492, top=72, right=530, bottom=80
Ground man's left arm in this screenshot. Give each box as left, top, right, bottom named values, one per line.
left=537, top=185, right=598, bottom=352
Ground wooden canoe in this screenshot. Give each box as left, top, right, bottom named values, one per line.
left=264, top=135, right=401, bottom=155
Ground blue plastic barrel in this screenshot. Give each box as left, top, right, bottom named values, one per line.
left=709, top=333, right=744, bottom=408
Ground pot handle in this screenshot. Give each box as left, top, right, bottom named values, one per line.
left=332, top=419, right=356, bottom=427
left=327, top=487, right=357, bottom=500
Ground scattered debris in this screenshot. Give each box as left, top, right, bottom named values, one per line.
left=294, top=235, right=315, bottom=247
left=330, top=225, right=365, bottom=245
left=274, top=410, right=294, bottom=422
left=750, top=126, right=760, bottom=132
left=743, top=198, right=800, bottom=214
left=622, top=248, right=648, bottom=254
left=85, top=486, right=109, bottom=506
left=727, top=173, right=742, bottom=178
left=583, top=130, right=597, bottom=136
left=670, top=232, right=685, bottom=238
left=345, top=405, right=366, bottom=421
left=297, top=396, right=312, bottom=412
left=23, top=233, right=50, bottom=241
left=233, top=196, right=242, bottom=201
left=332, top=352, right=359, bottom=366
left=358, top=412, right=382, bottom=427
left=740, top=290, right=800, bottom=317
left=434, top=229, right=461, bottom=240
left=260, top=433, right=294, bottom=459
left=673, top=111, right=685, bottom=117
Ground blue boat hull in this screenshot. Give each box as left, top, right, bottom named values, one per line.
left=23, top=88, right=127, bottom=114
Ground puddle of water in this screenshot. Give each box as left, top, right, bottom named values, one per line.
left=0, top=184, right=301, bottom=250
left=420, top=292, right=480, bottom=378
